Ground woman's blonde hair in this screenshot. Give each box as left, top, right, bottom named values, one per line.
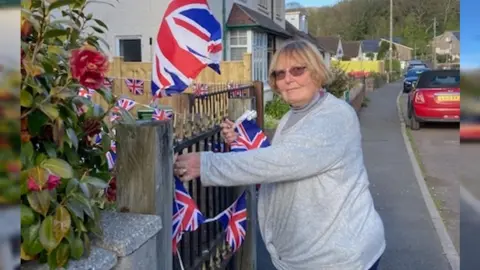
left=268, top=38, right=332, bottom=91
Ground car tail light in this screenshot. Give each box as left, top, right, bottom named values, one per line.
left=414, top=91, right=425, bottom=104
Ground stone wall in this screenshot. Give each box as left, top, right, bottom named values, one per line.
left=22, top=211, right=163, bottom=270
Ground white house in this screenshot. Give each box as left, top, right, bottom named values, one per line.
left=80, top=0, right=290, bottom=103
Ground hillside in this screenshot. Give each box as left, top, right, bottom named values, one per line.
left=293, top=0, right=459, bottom=57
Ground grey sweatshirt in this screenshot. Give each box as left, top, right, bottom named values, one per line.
left=200, top=92, right=386, bottom=270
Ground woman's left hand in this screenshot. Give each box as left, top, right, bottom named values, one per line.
left=174, top=152, right=201, bottom=182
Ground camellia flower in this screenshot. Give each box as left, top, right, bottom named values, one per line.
left=27, top=173, right=62, bottom=192
left=69, top=45, right=109, bottom=90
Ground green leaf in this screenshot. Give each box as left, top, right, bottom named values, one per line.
left=66, top=128, right=79, bottom=150
left=66, top=178, right=79, bottom=195
left=47, top=0, right=77, bottom=13
left=93, top=19, right=108, bottom=29
left=51, top=87, right=76, bottom=100
left=21, top=90, right=34, bottom=108
left=83, top=176, right=108, bottom=189
left=42, top=142, right=57, bottom=158
left=27, top=190, right=51, bottom=217
left=70, top=238, right=84, bottom=260
left=70, top=212, right=87, bottom=232
left=27, top=110, right=49, bottom=136
left=66, top=198, right=84, bottom=221
left=21, top=204, right=36, bottom=226
left=41, top=158, right=73, bottom=179
left=53, top=205, right=71, bottom=244
left=39, top=103, right=59, bottom=120
left=96, top=87, right=113, bottom=103
left=22, top=221, right=44, bottom=256
left=64, top=145, right=81, bottom=166
left=71, top=193, right=94, bottom=218
left=21, top=141, right=34, bottom=169
left=79, top=183, right=91, bottom=198
left=90, top=25, right=105, bottom=33
left=44, top=29, right=69, bottom=39
left=117, top=106, right=136, bottom=125
left=101, top=134, right=111, bottom=152
left=39, top=216, right=60, bottom=252
left=35, top=153, right=48, bottom=166
left=55, top=242, right=70, bottom=268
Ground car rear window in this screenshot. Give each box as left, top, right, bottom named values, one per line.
left=416, top=71, right=460, bottom=88
left=406, top=69, right=427, bottom=77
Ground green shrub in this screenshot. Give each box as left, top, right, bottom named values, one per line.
left=325, top=65, right=354, bottom=98
left=265, top=94, right=290, bottom=120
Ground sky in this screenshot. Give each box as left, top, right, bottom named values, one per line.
left=460, top=0, right=479, bottom=69
left=290, top=0, right=339, bottom=7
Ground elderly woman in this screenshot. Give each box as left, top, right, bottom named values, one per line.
left=174, top=39, right=385, bottom=270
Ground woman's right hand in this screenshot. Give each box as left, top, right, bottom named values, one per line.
left=220, top=119, right=238, bottom=144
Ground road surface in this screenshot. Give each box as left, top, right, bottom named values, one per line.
left=255, top=82, right=452, bottom=269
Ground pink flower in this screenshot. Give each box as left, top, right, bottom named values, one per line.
left=27, top=176, right=41, bottom=191
left=46, top=175, right=61, bottom=190
left=26, top=173, right=61, bottom=192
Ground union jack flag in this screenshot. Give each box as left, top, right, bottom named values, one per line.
left=174, top=177, right=205, bottom=232
left=104, top=77, right=113, bottom=90
left=125, top=79, right=144, bottom=95
left=78, top=87, right=95, bottom=99
left=151, top=0, right=222, bottom=98
left=230, top=119, right=270, bottom=152
left=152, top=109, right=173, bottom=120
left=105, top=140, right=117, bottom=170
left=218, top=191, right=247, bottom=252
left=109, top=113, right=121, bottom=123
left=112, top=98, right=136, bottom=113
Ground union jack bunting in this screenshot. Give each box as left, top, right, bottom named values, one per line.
left=227, top=82, right=242, bottom=97
left=152, top=109, right=173, bottom=120
left=78, top=87, right=95, bottom=99
left=172, top=200, right=185, bottom=255
left=230, top=119, right=270, bottom=190
left=230, top=119, right=270, bottom=152
left=192, top=83, right=208, bottom=97
left=106, top=140, right=116, bottom=171
left=112, top=98, right=136, bottom=113
left=103, top=77, right=113, bottom=90
left=217, top=191, right=247, bottom=252
left=174, top=176, right=205, bottom=232
left=125, top=79, right=144, bottom=95
left=151, top=0, right=222, bottom=98
left=109, top=113, right=121, bottom=123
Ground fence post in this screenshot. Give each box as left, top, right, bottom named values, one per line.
left=252, top=81, right=264, bottom=129
left=115, top=120, right=174, bottom=270
left=228, top=97, right=257, bottom=270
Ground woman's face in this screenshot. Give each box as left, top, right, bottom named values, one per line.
left=273, top=54, right=319, bottom=107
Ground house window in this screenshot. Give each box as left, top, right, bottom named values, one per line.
left=229, top=30, right=248, bottom=61
left=267, top=34, right=276, bottom=68
left=117, top=37, right=142, bottom=62
left=252, top=32, right=268, bottom=83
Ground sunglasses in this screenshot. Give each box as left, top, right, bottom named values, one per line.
left=271, top=66, right=307, bottom=80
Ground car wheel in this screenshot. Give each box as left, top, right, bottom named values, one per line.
left=410, top=114, right=420, bottom=130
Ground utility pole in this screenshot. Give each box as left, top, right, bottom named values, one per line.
left=433, top=17, right=437, bottom=69
left=389, top=0, right=393, bottom=83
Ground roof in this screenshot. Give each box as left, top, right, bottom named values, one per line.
left=226, top=3, right=291, bottom=38
left=316, top=36, right=340, bottom=53
left=342, top=41, right=362, bottom=58
left=361, top=37, right=410, bottom=52
left=284, top=21, right=327, bottom=52
left=452, top=31, right=460, bottom=40
left=285, top=8, right=307, bottom=14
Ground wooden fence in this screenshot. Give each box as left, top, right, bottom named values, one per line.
left=93, top=53, right=253, bottom=116
left=115, top=82, right=264, bottom=270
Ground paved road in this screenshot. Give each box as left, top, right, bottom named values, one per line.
left=399, top=92, right=460, bottom=251
left=255, top=82, right=451, bottom=269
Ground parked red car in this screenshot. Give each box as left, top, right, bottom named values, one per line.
left=407, top=69, right=460, bottom=130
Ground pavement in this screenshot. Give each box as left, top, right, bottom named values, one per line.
left=255, top=82, right=452, bottom=270
left=399, top=92, right=460, bottom=252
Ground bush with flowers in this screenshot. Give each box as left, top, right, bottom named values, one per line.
left=20, top=0, right=133, bottom=268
